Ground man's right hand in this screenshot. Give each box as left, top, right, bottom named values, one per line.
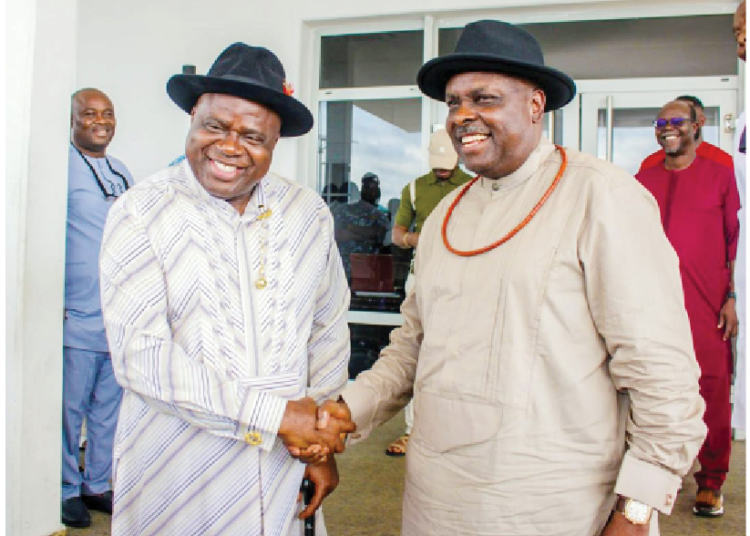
left=315, top=399, right=352, bottom=431
left=278, top=397, right=356, bottom=457
left=287, top=399, right=354, bottom=462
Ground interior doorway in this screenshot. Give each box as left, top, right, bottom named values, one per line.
left=568, top=76, right=739, bottom=175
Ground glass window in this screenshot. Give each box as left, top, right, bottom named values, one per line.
left=542, top=110, right=564, bottom=145
left=320, top=31, right=424, bottom=88
left=597, top=108, right=660, bottom=175
left=349, top=324, right=397, bottom=378
left=439, top=15, right=736, bottom=79
left=318, top=98, right=422, bottom=302
left=700, top=107, right=721, bottom=146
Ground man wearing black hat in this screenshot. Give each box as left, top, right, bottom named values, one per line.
left=99, top=43, right=355, bottom=536
left=314, top=20, right=707, bottom=536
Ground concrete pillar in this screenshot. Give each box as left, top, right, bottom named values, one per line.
left=6, top=0, right=78, bottom=533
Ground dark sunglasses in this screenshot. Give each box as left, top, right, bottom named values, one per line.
left=653, top=118, right=690, bottom=129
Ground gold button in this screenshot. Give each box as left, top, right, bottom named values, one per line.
left=244, top=431, right=262, bottom=446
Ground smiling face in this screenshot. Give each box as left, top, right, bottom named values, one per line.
left=655, top=101, right=698, bottom=157
left=71, top=89, right=116, bottom=157
left=186, top=93, right=281, bottom=214
left=444, top=72, right=545, bottom=179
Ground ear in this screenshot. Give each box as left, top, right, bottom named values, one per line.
left=530, top=88, right=546, bottom=123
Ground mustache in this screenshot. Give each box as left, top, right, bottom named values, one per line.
left=454, top=125, right=490, bottom=138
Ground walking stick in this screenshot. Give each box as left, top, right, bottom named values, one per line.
left=301, top=478, right=315, bottom=536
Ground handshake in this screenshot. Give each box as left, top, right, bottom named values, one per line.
left=278, top=397, right=356, bottom=464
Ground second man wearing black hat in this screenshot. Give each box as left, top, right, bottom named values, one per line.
left=312, top=19, right=706, bottom=536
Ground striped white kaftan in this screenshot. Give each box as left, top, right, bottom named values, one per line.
left=100, top=161, right=350, bottom=536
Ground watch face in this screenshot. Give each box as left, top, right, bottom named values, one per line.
left=625, top=500, right=651, bottom=524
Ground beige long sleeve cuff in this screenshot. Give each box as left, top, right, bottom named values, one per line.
left=614, top=452, right=684, bottom=514
left=341, top=381, right=380, bottom=444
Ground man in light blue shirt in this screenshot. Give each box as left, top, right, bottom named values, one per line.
left=62, top=88, right=132, bottom=528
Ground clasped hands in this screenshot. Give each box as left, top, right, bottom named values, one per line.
left=278, top=397, right=355, bottom=464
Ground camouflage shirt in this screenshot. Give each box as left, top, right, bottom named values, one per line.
left=331, top=200, right=390, bottom=281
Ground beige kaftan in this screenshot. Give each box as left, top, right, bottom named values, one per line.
left=343, top=138, right=707, bottom=536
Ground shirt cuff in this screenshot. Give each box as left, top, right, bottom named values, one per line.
left=341, top=382, right=377, bottom=443
left=614, top=452, right=683, bottom=514
left=237, top=390, right=288, bottom=452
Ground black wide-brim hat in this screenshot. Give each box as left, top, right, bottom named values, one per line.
left=167, top=43, right=313, bottom=137
left=418, top=20, right=576, bottom=112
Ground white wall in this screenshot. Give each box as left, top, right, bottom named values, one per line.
left=7, top=0, right=78, bottom=534
left=75, top=0, right=739, bottom=186
left=74, top=0, right=588, bottom=184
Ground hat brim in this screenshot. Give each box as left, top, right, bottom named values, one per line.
left=417, top=53, right=576, bottom=112
left=167, top=74, right=314, bottom=137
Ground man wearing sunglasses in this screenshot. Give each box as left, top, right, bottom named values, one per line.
left=638, top=95, right=734, bottom=173
left=636, top=99, right=740, bottom=518
left=61, top=88, right=133, bottom=528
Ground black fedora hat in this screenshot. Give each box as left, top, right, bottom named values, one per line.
left=417, top=20, right=576, bottom=112
left=167, top=43, right=313, bottom=137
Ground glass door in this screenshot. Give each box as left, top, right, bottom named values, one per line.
left=577, top=79, right=738, bottom=176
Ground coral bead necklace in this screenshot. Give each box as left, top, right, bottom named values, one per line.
left=441, top=145, right=567, bottom=257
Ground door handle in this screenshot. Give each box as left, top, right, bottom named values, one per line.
left=546, top=112, right=556, bottom=143
left=724, top=113, right=735, bottom=133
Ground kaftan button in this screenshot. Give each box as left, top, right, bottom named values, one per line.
left=244, top=431, right=262, bottom=446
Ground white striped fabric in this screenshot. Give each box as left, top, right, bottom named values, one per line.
left=100, top=161, right=350, bottom=536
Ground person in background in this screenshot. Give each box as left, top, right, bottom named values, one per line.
left=636, top=99, right=740, bottom=517
left=638, top=95, right=733, bottom=172
left=331, top=173, right=390, bottom=282
left=99, top=43, right=355, bottom=536
left=321, top=183, right=340, bottom=205
left=384, top=129, right=472, bottom=457
left=731, top=0, right=747, bottom=440
left=392, top=129, right=473, bottom=263
left=62, top=88, right=132, bottom=528
left=313, top=20, right=707, bottom=536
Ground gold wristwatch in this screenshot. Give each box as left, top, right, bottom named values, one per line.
left=615, top=496, right=653, bottom=525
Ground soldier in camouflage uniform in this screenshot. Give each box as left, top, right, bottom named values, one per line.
left=331, top=173, right=390, bottom=282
